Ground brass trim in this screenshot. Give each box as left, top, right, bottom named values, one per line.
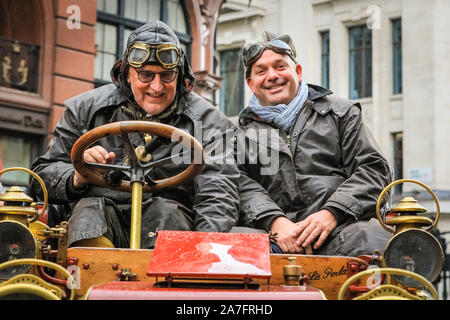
left=0, top=206, right=38, bottom=216
left=391, top=196, right=427, bottom=213
left=130, top=182, right=143, bottom=249
left=283, top=257, right=302, bottom=286
left=385, top=216, right=433, bottom=231
left=0, top=274, right=64, bottom=299
left=0, top=283, right=59, bottom=300
left=0, top=258, right=76, bottom=300
left=376, top=179, right=440, bottom=233
left=355, top=284, right=419, bottom=300
left=0, top=167, right=48, bottom=223
left=135, top=146, right=152, bottom=163
left=337, top=267, right=438, bottom=300
left=0, top=186, right=34, bottom=202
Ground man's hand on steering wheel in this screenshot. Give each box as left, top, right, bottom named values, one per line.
left=73, top=145, right=116, bottom=189
left=71, top=121, right=205, bottom=193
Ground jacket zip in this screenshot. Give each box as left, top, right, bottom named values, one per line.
left=247, top=100, right=312, bottom=150
left=248, top=119, right=291, bottom=150
left=270, top=123, right=291, bottom=149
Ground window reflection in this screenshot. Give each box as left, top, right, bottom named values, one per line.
left=95, top=0, right=190, bottom=87
left=0, top=134, right=32, bottom=185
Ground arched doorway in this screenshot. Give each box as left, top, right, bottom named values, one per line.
left=0, top=0, right=53, bottom=186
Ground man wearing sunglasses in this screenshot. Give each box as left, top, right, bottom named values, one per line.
left=237, top=31, right=393, bottom=256
left=30, top=21, right=240, bottom=249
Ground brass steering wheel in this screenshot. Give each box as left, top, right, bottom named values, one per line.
left=70, top=121, right=205, bottom=192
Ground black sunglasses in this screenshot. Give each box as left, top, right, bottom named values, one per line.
left=135, top=69, right=178, bottom=83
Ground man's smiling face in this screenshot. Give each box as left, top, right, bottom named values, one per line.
left=127, top=64, right=178, bottom=115
left=246, top=49, right=302, bottom=106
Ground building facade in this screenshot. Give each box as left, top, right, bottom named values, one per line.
left=0, top=0, right=224, bottom=186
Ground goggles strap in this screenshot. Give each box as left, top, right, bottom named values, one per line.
left=244, top=39, right=294, bottom=66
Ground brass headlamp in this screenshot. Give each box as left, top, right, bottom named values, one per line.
left=0, top=167, right=48, bottom=279
left=376, top=179, right=444, bottom=288
left=338, top=179, right=444, bottom=300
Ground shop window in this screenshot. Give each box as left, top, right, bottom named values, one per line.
left=219, top=49, right=245, bottom=117
left=0, top=131, right=43, bottom=187
left=349, top=25, right=372, bottom=99
left=95, top=0, right=191, bottom=86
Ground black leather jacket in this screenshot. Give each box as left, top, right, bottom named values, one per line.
left=30, top=83, right=240, bottom=233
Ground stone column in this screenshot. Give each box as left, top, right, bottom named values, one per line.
left=192, top=0, right=224, bottom=103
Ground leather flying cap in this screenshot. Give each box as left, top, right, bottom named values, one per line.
left=111, top=20, right=195, bottom=96
left=243, top=31, right=297, bottom=78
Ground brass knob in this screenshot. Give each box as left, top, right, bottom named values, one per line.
left=135, top=146, right=152, bottom=163
left=0, top=186, right=34, bottom=203
left=392, top=197, right=427, bottom=214
left=283, top=257, right=302, bottom=286
left=388, top=196, right=432, bottom=232
left=0, top=186, right=38, bottom=220
left=144, top=134, right=152, bottom=144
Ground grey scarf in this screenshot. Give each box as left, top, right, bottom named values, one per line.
left=248, top=81, right=308, bottom=132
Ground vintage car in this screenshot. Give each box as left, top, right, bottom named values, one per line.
left=0, top=121, right=445, bottom=301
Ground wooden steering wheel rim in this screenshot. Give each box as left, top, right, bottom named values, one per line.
left=70, top=121, right=205, bottom=192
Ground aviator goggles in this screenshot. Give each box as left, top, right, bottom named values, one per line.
left=242, top=39, right=296, bottom=67
left=127, top=42, right=181, bottom=69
